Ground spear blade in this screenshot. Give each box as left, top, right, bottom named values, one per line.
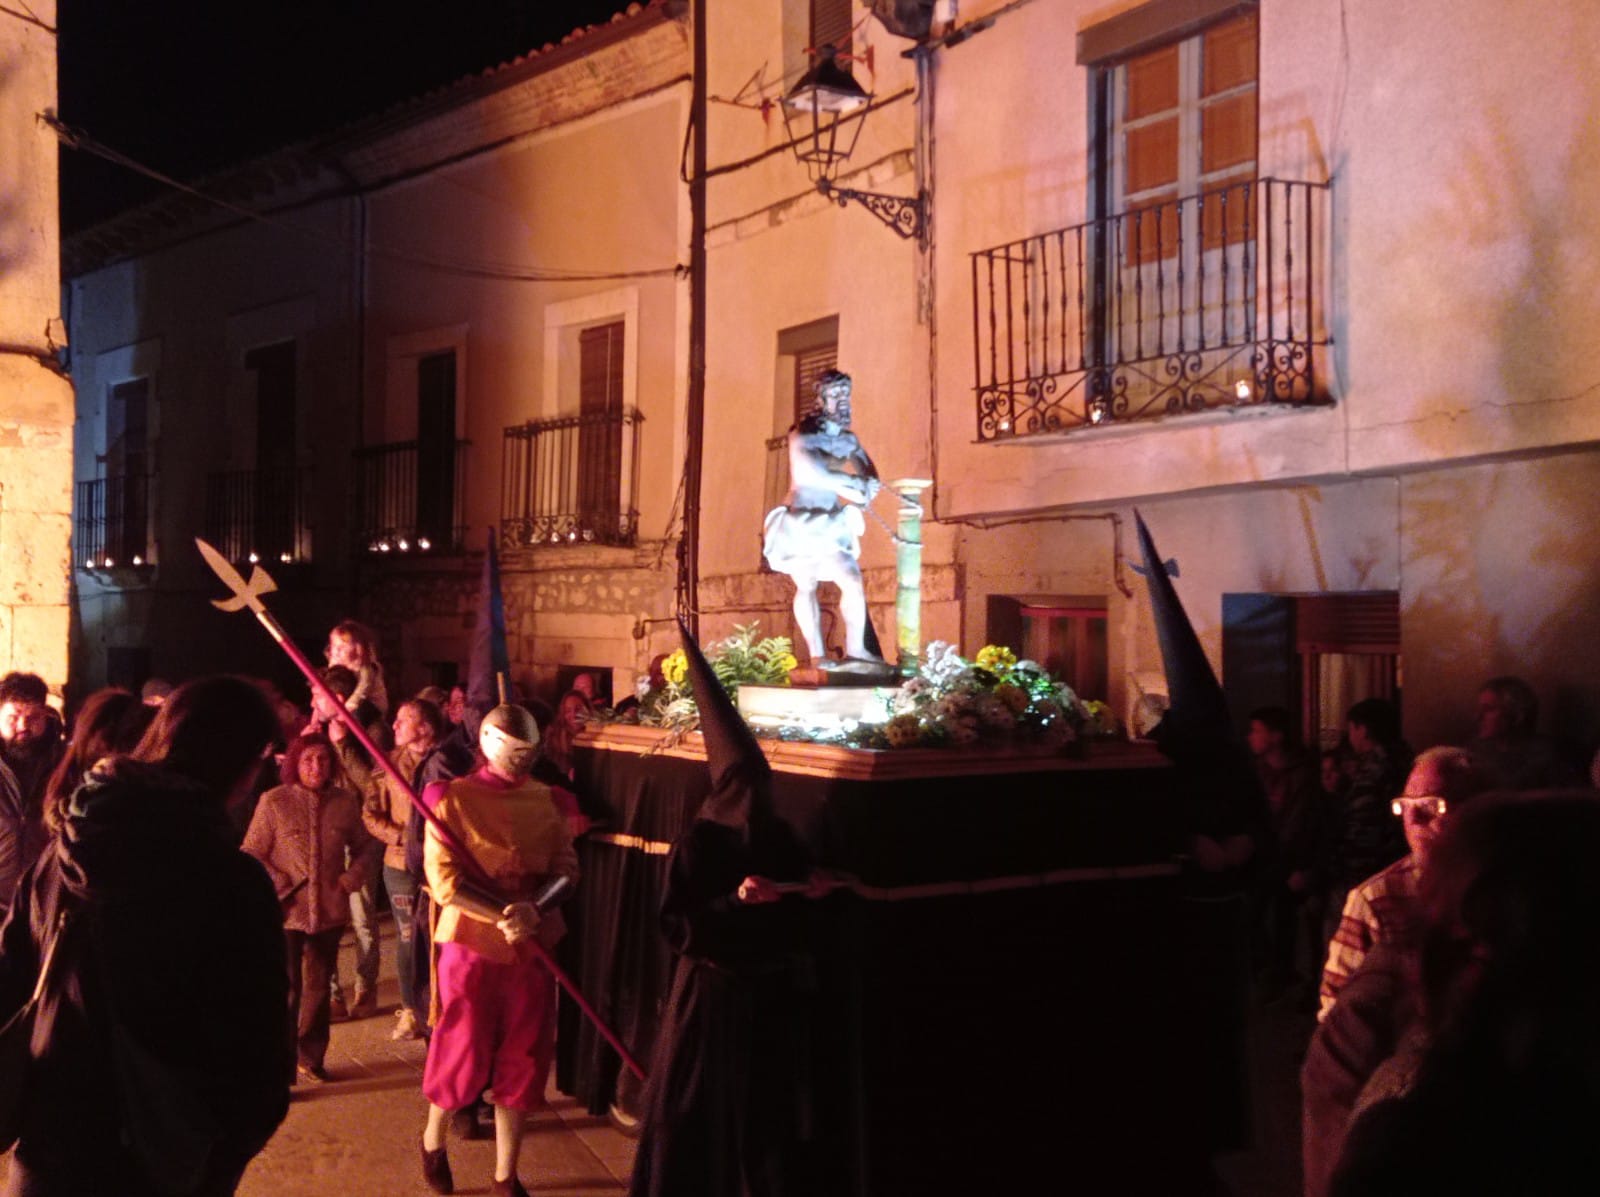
left=195, top=537, right=278, bottom=613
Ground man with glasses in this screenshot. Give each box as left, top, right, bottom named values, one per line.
left=1318, top=746, right=1486, bottom=1020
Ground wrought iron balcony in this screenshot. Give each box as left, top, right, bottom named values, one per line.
left=972, top=177, right=1331, bottom=440
left=354, top=439, right=469, bottom=556
left=204, top=467, right=312, bottom=565
left=500, top=407, right=642, bottom=549
left=75, top=474, right=153, bottom=570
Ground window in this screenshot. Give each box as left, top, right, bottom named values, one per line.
left=1222, top=592, right=1401, bottom=750
left=361, top=328, right=468, bottom=555
left=1110, top=10, right=1257, bottom=263
left=78, top=377, right=153, bottom=568
left=784, top=0, right=853, bottom=83
left=578, top=322, right=625, bottom=534
left=504, top=300, right=642, bottom=549
left=811, top=0, right=853, bottom=57
left=204, top=341, right=307, bottom=564
left=416, top=350, right=459, bottom=549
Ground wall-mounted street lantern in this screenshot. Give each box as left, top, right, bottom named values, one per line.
left=780, top=45, right=926, bottom=243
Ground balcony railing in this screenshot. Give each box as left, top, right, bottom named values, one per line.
left=75, top=474, right=152, bottom=569
left=204, top=467, right=312, bottom=565
left=972, top=177, right=1331, bottom=440
left=501, top=407, right=642, bottom=549
left=354, top=439, right=469, bottom=556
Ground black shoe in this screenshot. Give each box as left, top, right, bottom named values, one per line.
left=490, top=1177, right=530, bottom=1197
left=421, top=1142, right=453, bottom=1195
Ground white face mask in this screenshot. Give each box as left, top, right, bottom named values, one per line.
left=480, top=721, right=537, bottom=776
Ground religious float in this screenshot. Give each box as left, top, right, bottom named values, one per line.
left=556, top=381, right=1245, bottom=1194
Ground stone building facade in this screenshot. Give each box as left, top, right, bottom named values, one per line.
left=0, top=2, right=73, bottom=693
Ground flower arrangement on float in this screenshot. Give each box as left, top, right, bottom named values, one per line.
left=635, top=623, right=798, bottom=729
left=621, top=626, right=1116, bottom=751
left=848, top=641, right=1115, bottom=750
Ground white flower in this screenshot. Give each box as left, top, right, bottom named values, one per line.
left=921, top=641, right=969, bottom=687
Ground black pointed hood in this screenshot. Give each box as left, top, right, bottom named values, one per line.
left=1135, top=512, right=1266, bottom=838
left=679, top=619, right=771, bottom=827
left=1135, top=510, right=1232, bottom=749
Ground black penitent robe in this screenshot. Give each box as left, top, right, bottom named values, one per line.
left=627, top=816, right=813, bottom=1197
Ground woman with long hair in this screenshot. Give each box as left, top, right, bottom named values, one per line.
left=40, top=688, right=155, bottom=838
left=242, top=731, right=376, bottom=1084
left=539, top=689, right=594, bottom=839
left=0, top=675, right=290, bottom=1197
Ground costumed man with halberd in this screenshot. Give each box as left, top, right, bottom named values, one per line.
left=418, top=703, right=579, bottom=1197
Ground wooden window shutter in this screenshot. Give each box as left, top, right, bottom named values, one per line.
left=810, top=0, right=853, bottom=56
left=793, top=342, right=838, bottom=420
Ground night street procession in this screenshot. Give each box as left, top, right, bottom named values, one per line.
left=3, top=1, right=1600, bottom=1194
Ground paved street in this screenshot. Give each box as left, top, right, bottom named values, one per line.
left=0, top=917, right=636, bottom=1197
left=239, top=920, right=637, bottom=1197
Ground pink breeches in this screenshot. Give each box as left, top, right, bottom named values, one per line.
left=422, top=941, right=556, bottom=1112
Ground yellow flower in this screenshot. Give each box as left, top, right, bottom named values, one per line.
left=774, top=652, right=798, bottom=674
left=885, top=713, right=922, bottom=747
left=662, top=649, right=688, bottom=686
left=975, top=644, right=1017, bottom=673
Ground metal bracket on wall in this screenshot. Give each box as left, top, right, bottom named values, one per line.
left=816, top=178, right=927, bottom=243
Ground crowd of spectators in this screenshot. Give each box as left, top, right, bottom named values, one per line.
left=1237, top=674, right=1595, bottom=1197
left=0, top=618, right=611, bottom=1196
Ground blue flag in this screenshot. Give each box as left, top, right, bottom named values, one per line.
left=467, top=528, right=511, bottom=712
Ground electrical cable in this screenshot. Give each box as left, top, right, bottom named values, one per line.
left=45, top=113, right=684, bottom=284
left=0, top=2, right=53, bottom=35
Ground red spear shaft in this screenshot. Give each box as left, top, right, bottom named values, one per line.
left=196, top=538, right=646, bottom=1080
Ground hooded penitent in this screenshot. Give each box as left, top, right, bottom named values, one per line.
left=677, top=619, right=771, bottom=829
left=1134, top=511, right=1230, bottom=747
left=1134, top=511, right=1266, bottom=813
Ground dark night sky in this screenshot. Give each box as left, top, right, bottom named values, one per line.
left=57, top=0, right=632, bottom=232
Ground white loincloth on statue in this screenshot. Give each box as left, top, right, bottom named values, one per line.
left=762, top=503, right=864, bottom=573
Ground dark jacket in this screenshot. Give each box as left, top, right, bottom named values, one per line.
left=0, top=759, right=290, bottom=1196
left=405, top=725, right=477, bottom=881
left=0, top=755, right=41, bottom=915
